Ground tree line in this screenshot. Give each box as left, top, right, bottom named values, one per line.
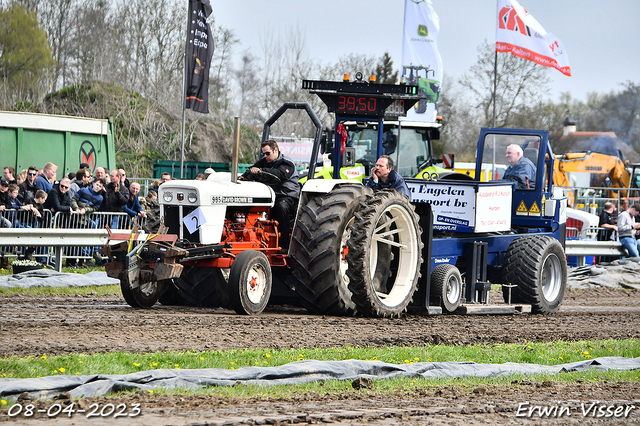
left=1, top=0, right=638, bottom=170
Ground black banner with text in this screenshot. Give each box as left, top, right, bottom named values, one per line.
left=185, top=0, right=214, bottom=113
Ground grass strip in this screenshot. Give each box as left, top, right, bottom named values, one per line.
left=1, top=340, right=638, bottom=402
left=1, top=339, right=638, bottom=378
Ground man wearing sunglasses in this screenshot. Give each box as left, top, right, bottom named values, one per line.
left=18, top=166, right=39, bottom=205
left=44, top=178, right=75, bottom=214
left=239, top=140, right=300, bottom=251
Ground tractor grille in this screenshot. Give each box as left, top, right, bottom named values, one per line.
left=164, top=205, right=200, bottom=243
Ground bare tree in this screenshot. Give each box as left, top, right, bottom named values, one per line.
left=209, top=23, right=239, bottom=115
left=235, top=50, right=262, bottom=126
left=460, top=40, right=551, bottom=127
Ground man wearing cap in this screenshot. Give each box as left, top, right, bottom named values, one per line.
left=204, top=167, right=215, bottom=179
left=239, top=140, right=299, bottom=251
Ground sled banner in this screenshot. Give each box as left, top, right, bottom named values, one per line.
left=401, top=0, right=443, bottom=123
left=496, top=0, right=571, bottom=76
left=185, top=0, right=214, bottom=113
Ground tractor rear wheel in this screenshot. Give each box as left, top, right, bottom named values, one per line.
left=346, top=190, right=423, bottom=317
left=158, top=280, right=186, bottom=305
left=430, top=264, right=463, bottom=313
left=228, top=251, right=272, bottom=315
left=289, top=185, right=372, bottom=315
left=501, top=235, right=567, bottom=314
left=171, top=265, right=230, bottom=308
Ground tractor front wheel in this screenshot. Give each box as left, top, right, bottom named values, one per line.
left=229, top=251, right=272, bottom=315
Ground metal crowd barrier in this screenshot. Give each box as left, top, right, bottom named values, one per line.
left=0, top=209, right=145, bottom=269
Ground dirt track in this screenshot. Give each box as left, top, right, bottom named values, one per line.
left=1, top=287, right=640, bottom=425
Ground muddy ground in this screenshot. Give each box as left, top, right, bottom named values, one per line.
left=1, top=287, right=640, bottom=425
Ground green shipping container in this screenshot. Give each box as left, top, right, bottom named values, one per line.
left=0, top=111, right=116, bottom=180
left=153, top=160, right=253, bottom=180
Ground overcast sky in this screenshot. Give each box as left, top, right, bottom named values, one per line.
left=213, top=0, right=640, bottom=102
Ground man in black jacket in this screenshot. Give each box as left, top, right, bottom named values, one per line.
left=101, top=169, right=129, bottom=229
left=43, top=178, right=75, bottom=228
left=18, top=166, right=39, bottom=205
left=239, top=140, right=300, bottom=250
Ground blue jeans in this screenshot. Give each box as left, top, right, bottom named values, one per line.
left=620, top=237, right=640, bottom=257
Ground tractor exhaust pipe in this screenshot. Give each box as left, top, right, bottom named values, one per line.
left=232, top=116, right=240, bottom=183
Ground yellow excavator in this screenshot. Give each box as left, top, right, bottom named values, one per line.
left=552, top=151, right=631, bottom=205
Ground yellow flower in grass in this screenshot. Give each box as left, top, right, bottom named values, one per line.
left=41, top=355, right=47, bottom=360
left=59, top=367, right=65, bottom=373
left=133, top=362, right=139, bottom=367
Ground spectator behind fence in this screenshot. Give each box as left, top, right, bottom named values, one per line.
left=124, top=182, right=146, bottom=219
left=44, top=178, right=74, bottom=214
left=0, top=180, right=10, bottom=211
left=18, top=167, right=39, bottom=205
left=7, top=184, right=24, bottom=210
left=142, top=189, right=160, bottom=233
left=31, top=190, right=47, bottom=224
left=0, top=181, right=11, bottom=227
left=36, top=162, right=57, bottom=193
left=119, top=168, right=131, bottom=188
left=69, top=167, right=92, bottom=198
left=3, top=167, right=17, bottom=185
left=101, top=169, right=129, bottom=229
left=16, top=170, right=26, bottom=185
left=72, top=178, right=104, bottom=213
left=94, top=167, right=107, bottom=184
left=618, top=204, right=640, bottom=257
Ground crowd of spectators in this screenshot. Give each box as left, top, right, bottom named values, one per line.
left=0, top=163, right=165, bottom=237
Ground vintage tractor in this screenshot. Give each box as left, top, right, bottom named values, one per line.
left=105, top=74, right=568, bottom=318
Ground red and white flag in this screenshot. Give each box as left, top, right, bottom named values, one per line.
left=496, top=0, right=571, bottom=76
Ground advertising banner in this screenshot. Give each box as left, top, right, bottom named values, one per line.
left=185, top=0, right=214, bottom=113
left=496, top=0, right=571, bottom=76
left=401, top=0, right=443, bottom=123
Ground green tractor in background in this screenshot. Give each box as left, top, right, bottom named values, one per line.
left=402, top=65, right=441, bottom=114
left=299, top=119, right=460, bottom=184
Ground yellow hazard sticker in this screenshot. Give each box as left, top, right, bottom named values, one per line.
left=529, top=201, right=541, bottom=216
left=516, top=200, right=529, bottom=215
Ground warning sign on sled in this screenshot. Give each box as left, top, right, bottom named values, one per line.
left=407, top=182, right=512, bottom=233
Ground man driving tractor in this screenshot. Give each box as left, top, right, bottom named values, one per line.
left=239, top=140, right=300, bottom=251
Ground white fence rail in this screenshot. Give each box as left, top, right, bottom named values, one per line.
left=0, top=210, right=145, bottom=271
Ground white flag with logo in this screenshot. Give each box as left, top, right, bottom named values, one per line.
left=401, top=0, right=442, bottom=123
left=496, top=0, right=571, bottom=76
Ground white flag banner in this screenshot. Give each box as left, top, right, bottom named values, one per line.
left=496, top=0, right=571, bottom=76
left=401, top=0, right=442, bottom=123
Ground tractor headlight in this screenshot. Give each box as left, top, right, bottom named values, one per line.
left=188, top=192, right=197, bottom=203
left=163, top=191, right=173, bottom=203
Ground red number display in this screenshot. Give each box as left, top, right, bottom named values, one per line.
left=336, top=96, right=378, bottom=114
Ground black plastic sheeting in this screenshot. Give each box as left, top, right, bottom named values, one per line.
left=0, top=269, right=119, bottom=288
left=1, top=357, right=639, bottom=401
left=568, top=260, right=640, bottom=290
